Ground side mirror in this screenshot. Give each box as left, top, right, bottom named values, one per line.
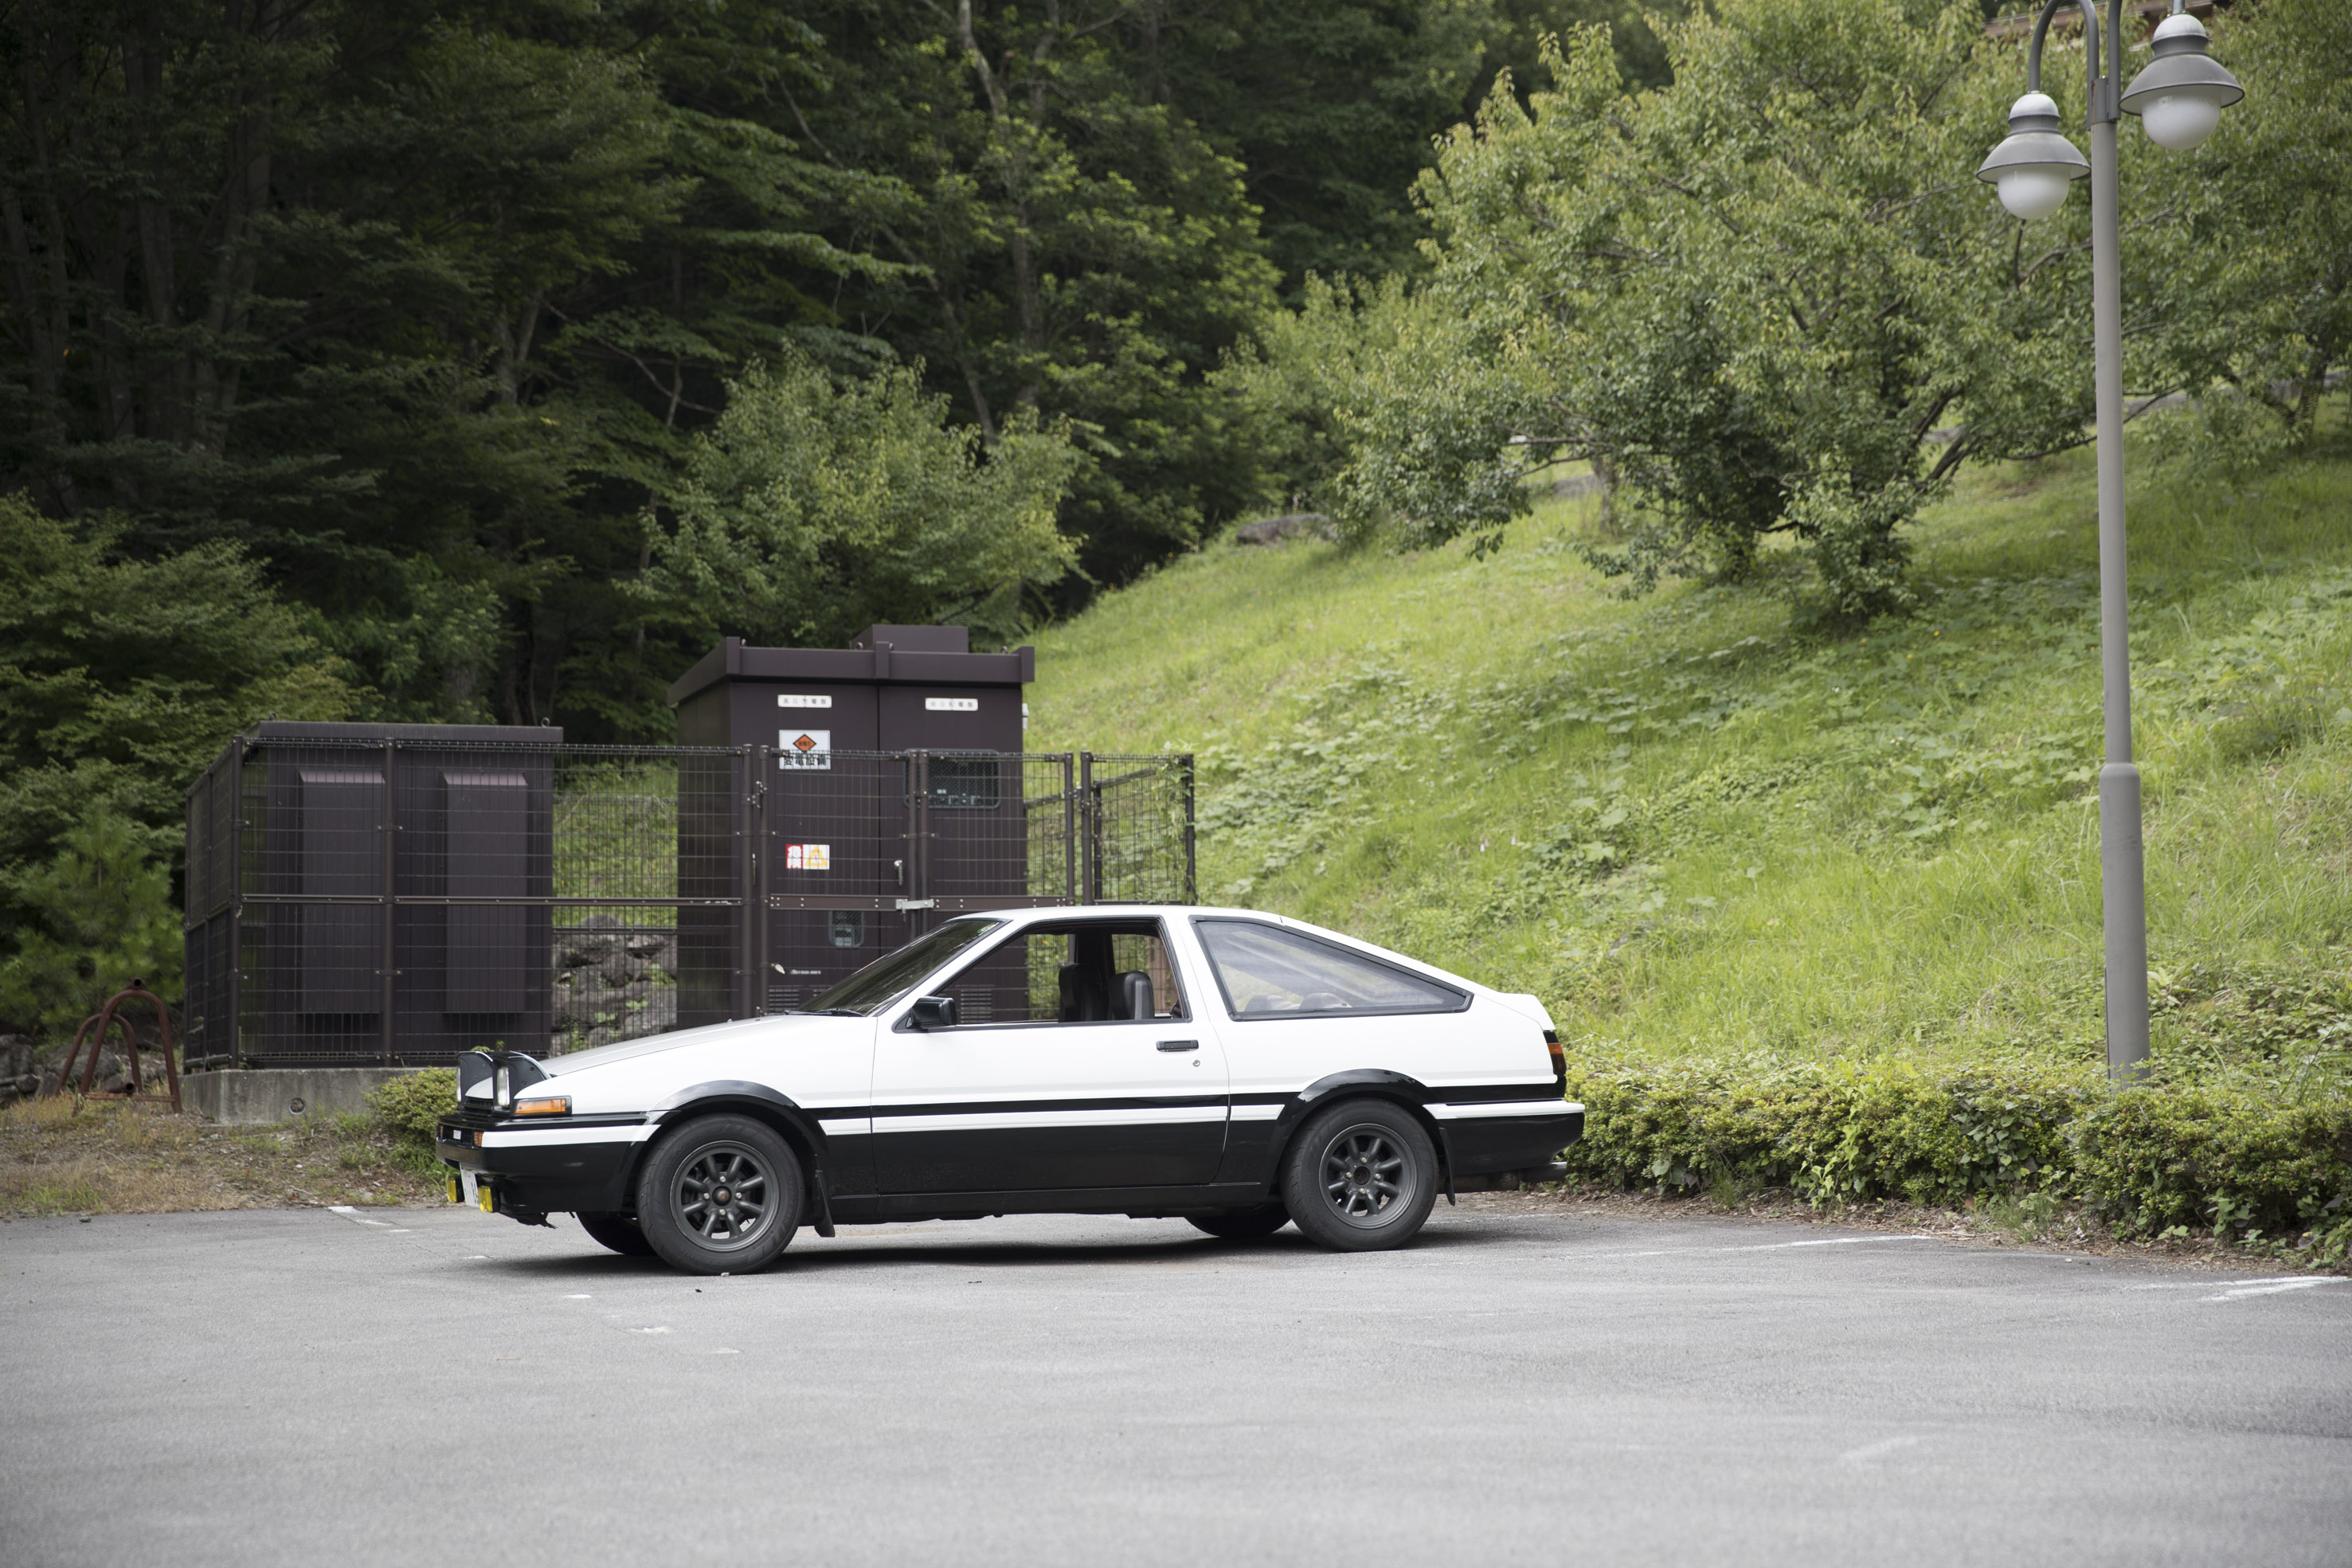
left=906, top=995, right=958, bottom=1031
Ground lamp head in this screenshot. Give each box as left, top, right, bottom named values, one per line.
left=2122, top=12, right=2244, bottom=151
left=1977, top=92, right=2088, bottom=221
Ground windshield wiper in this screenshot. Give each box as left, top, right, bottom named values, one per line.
left=785, top=1007, right=867, bottom=1017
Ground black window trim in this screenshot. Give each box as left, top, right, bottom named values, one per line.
left=921, top=914, right=1191, bottom=1030
left=1188, top=916, right=1472, bottom=1023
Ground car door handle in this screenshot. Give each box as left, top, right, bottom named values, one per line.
left=1156, top=1038, right=1199, bottom=1052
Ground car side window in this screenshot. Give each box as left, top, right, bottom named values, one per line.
left=932, top=922, right=1188, bottom=1026
left=1192, top=920, right=1466, bottom=1019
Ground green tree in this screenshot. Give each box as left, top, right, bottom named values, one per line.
left=2135, top=0, right=2352, bottom=460
left=643, top=358, right=1081, bottom=648
left=1344, top=1, right=2100, bottom=614
left=0, top=494, right=354, bottom=892
left=783, top=0, right=1282, bottom=597
left=0, top=1, right=710, bottom=731
left=1208, top=273, right=1425, bottom=516
left=510, top=0, right=914, bottom=737
left=0, top=811, right=180, bottom=1035
left=1143, top=0, right=1496, bottom=287
left=1473, top=0, right=1687, bottom=107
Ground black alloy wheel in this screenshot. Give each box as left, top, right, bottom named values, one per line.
left=636, top=1114, right=804, bottom=1274
left=1187, top=1201, right=1292, bottom=1241
left=576, top=1210, right=656, bottom=1257
left=1280, top=1098, right=1438, bottom=1252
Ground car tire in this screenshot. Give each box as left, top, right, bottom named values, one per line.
left=1187, top=1202, right=1291, bottom=1241
left=1280, top=1098, right=1438, bottom=1253
left=635, top=1115, right=804, bottom=1275
left=576, top=1210, right=656, bottom=1257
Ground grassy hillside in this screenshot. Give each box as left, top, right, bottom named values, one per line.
left=1030, top=416, right=2352, bottom=1092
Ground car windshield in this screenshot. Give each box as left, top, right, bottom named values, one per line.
left=796, top=919, right=1005, bottom=1016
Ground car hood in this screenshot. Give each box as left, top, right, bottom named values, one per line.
left=535, top=1012, right=863, bottom=1077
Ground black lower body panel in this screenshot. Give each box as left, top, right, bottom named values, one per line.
left=1441, top=1110, right=1586, bottom=1178
left=871, top=1122, right=1226, bottom=1195
left=829, top=1183, right=1269, bottom=1224
left=438, top=1131, right=636, bottom=1215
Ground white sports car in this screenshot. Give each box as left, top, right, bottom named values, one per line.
left=437, top=905, right=1583, bottom=1273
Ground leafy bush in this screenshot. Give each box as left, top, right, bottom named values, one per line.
left=1562, top=1054, right=2352, bottom=1257
left=0, top=810, right=181, bottom=1034
left=643, top=355, right=1081, bottom=650
left=1337, top=0, right=2092, bottom=615
left=0, top=495, right=354, bottom=898
left=2068, top=1088, right=2352, bottom=1241
left=1564, top=1056, right=2089, bottom=1204
left=366, top=1070, right=459, bottom=1151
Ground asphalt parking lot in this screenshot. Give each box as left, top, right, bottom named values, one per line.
left=3, top=1202, right=2346, bottom=1566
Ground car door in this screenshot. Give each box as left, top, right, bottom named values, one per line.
left=870, top=917, right=1228, bottom=1194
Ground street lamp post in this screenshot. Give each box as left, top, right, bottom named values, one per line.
left=1976, top=0, right=2241, bottom=1084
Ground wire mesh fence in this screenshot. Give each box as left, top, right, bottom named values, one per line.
left=1081, top=754, right=1197, bottom=906
left=183, top=738, right=1193, bottom=1068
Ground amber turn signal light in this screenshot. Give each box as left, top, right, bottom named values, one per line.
left=514, top=1095, right=571, bottom=1116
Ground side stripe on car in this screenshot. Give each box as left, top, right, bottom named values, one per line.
left=475, top=1081, right=1573, bottom=1148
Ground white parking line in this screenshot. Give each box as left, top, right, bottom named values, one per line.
left=2127, top=1275, right=2347, bottom=1300
left=2206, top=1278, right=2345, bottom=1302
left=1587, top=1235, right=1934, bottom=1260
left=1837, top=1434, right=1923, bottom=1466
left=327, top=1206, right=411, bottom=1234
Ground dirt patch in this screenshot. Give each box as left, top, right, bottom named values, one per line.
left=0, top=1094, right=444, bottom=1218
left=1457, top=1182, right=2350, bottom=1276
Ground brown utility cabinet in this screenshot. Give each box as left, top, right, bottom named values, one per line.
left=666, top=627, right=1038, bottom=1018
left=182, top=720, right=560, bottom=1069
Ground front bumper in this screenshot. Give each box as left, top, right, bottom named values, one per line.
left=436, top=1109, right=647, bottom=1215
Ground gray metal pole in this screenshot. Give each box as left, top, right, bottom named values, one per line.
left=380, top=738, right=398, bottom=1065
left=2088, top=112, right=2150, bottom=1081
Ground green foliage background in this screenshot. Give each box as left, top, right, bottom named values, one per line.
left=1028, top=406, right=2352, bottom=1247
left=1, top=0, right=2344, bottom=1154
left=1260, top=0, right=2350, bottom=620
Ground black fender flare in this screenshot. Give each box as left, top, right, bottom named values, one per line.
left=1270, top=1070, right=1457, bottom=1200
left=638, top=1081, right=836, bottom=1237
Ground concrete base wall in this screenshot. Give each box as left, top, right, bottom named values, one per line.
left=182, top=1068, right=424, bottom=1125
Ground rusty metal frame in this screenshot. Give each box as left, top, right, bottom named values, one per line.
left=44, top=981, right=182, bottom=1112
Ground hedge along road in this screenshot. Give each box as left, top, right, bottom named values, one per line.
left=2, top=1205, right=2346, bottom=1566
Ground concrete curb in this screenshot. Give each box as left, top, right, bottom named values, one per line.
left=182, top=1067, right=423, bottom=1125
